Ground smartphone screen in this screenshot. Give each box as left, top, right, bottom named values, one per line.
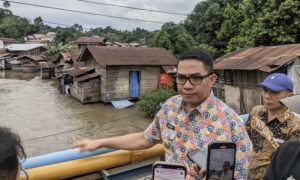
left=188, top=149, right=207, bottom=169
left=153, top=164, right=186, bottom=180
left=207, top=143, right=236, bottom=180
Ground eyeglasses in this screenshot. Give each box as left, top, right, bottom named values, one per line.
left=20, top=167, right=29, bottom=180
left=175, top=73, right=212, bottom=85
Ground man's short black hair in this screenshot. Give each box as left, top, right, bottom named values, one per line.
left=178, top=49, right=214, bottom=74
left=224, top=161, right=230, bottom=165
left=0, top=127, right=26, bottom=179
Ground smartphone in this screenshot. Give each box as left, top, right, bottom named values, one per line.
left=206, top=142, right=236, bottom=180
left=152, top=161, right=186, bottom=180
left=187, top=149, right=207, bottom=169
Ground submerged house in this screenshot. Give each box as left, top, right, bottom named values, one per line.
left=77, top=46, right=178, bottom=103
left=5, top=44, right=47, bottom=56
left=39, top=62, right=56, bottom=79
left=0, top=37, right=17, bottom=49
left=18, top=55, right=46, bottom=73
left=54, top=50, right=81, bottom=72
left=61, top=67, right=100, bottom=104
left=214, top=44, right=300, bottom=114
left=0, top=52, right=15, bottom=70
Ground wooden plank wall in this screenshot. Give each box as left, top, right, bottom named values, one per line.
left=140, top=66, right=160, bottom=96
left=84, top=56, right=106, bottom=102
left=104, top=66, right=160, bottom=102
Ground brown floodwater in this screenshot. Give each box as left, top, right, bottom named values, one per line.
left=0, top=71, right=152, bottom=157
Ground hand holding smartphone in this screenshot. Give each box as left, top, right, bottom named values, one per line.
left=206, top=142, right=236, bottom=180
left=152, top=161, right=186, bottom=180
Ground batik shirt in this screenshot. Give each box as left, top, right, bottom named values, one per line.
left=143, top=93, right=252, bottom=179
left=246, top=105, right=300, bottom=180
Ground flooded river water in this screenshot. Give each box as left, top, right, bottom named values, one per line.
left=0, top=71, right=152, bottom=157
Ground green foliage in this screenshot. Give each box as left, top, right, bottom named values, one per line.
left=151, top=22, right=196, bottom=55
left=138, top=88, right=174, bottom=118
left=45, top=41, right=76, bottom=61
left=218, top=0, right=300, bottom=52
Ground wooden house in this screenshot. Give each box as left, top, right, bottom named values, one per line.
left=5, top=44, right=47, bottom=56
left=74, top=37, right=107, bottom=49
left=54, top=50, right=81, bottom=73
left=17, top=55, right=45, bottom=73
left=214, top=44, right=300, bottom=114
left=39, top=62, right=56, bottom=79
left=0, top=37, right=17, bottom=49
left=77, top=46, right=178, bottom=103
left=60, top=67, right=100, bottom=104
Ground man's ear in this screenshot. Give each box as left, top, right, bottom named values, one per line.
left=288, top=92, right=293, bottom=97
left=209, top=74, right=217, bottom=87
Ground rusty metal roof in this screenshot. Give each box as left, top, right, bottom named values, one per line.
left=80, top=46, right=178, bottom=66
left=70, top=50, right=82, bottom=62
left=64, top=67, right=95, bottom=77
left=214, top=44, right=300, bottom=72
left=0, top=37, right=17, bottom=43
left=0, top=53, right=12, bottom=58
left=74, top=37, right=106, bottom=44
left=74, top=73, right=100, bottom=82
left=18, top=55, right=45, bottom=62
left=39, top=62, right=56, bottom=69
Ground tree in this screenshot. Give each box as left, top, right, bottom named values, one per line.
left=151, top=22, right=196, bottom=55
left=218, top=0, right=300, bottom=53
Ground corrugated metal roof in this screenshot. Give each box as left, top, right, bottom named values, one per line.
left=64, top=67, right=95, bottom=77
left=214, top=44, right=300, bottom=72
left=39, top=62, right=56, bottom=69
left=74, top=73, right=100, bottom=82
left=80, top=46, right=178, bottom=66
left=0, top=37, right=17, bottom=43
left=70, top=50, right=82, bottom=62
left=74, top=37, right=106, bottom=44
left=5, top=44, right=46, bottom=51
left=0, top=53, right=12, bottom=58
left=18, top=55, right=45, bottom=62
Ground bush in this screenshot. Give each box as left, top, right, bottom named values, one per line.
left=138, top=88, right=174, bottom=118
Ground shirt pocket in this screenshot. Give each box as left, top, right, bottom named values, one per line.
left=166, top=129, right=176, bottom=140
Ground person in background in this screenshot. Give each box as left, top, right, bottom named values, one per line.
left=220, top=161, right=233, bottom=180
left=246, top=73, right=300, bottom=179
left=0, top=126, right=27, bottom=180
left=264, top=95, right=300, bottom=180
left=74, top=49, right=252, bottom=180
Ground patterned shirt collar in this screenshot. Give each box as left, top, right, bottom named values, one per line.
left=259, top=106, right=291, bottom=123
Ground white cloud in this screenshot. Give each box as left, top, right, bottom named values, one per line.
left=3, top=0, right=200, bottom=31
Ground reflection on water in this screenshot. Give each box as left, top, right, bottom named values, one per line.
left=0, top=70, right=152, bottom=157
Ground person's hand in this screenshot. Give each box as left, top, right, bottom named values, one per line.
left=73, top=139, right=100, bottom=152
left=184, top=163, right=206, bottom=180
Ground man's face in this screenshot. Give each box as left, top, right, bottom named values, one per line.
left=176, top=59, right=216, bottom=108
left=223, top=162, right=230, bottom=171
left=262, top=87, right=292, bottom=110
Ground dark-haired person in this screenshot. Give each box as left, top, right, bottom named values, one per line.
left=0, top=126, right=27, bottom=180
left=264, top=95, right=300, bottom=180
left=74, top=49, right=251, bottom=179
left=246, top=73, right=300, bottom=180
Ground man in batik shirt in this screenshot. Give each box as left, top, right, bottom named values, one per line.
left=246, top=73, right=300, bottom=180
left=74, top=49, right=252, bottom=180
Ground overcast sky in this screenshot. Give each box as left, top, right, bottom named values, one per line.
left=2, top=0, right=200, bottom=31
